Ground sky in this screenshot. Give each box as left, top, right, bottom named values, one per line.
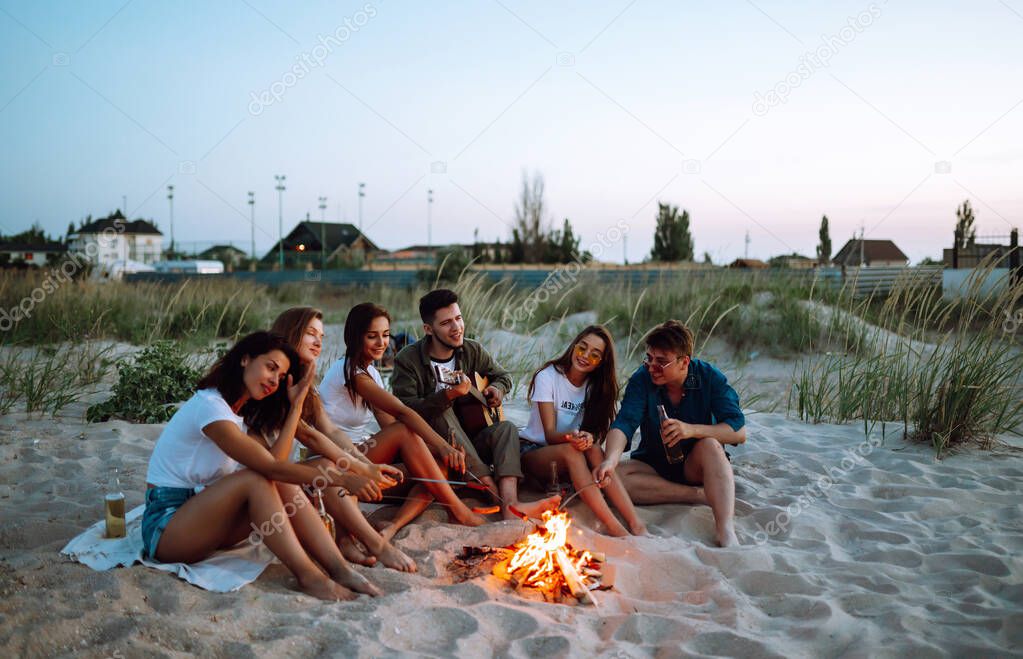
left=1, top=0, right=1021, bottom=264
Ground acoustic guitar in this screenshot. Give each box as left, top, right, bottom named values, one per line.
left=435, top=365, right=505, bottom=436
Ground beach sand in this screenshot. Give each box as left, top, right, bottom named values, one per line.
left=1, top=322, right=1021, bottom=657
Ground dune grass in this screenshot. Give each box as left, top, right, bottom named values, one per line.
left=791, top=257, right=1023, bottom=456
left=3, top=262, right=1019, bottom=454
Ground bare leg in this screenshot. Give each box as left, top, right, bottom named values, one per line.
left=523, top=445, right=627, bottom=536
left=321, top=486, right=417, bottom=572
left=684, top=439, right=738, bottom=547
left=585, top=446, right=647, bottom=535
left=155, top=470, right=354, bottom=601
left=364, top=424, right=485, bottom=527
left=272, top=482, right=382, bottom=595
left=379, top=483, right=433, bottom=542
left=618, top=460, right=708, bottom=505
left=499, top=475, right=520, bottom=521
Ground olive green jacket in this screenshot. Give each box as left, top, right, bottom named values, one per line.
left=390, top=336, right=512, bottom=436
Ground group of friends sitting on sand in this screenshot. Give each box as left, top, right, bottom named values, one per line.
left=141, top=288, right=747, bottom=600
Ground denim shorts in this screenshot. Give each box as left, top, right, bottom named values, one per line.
left=141, top=486, right=196, bottom=560
left=519, top=439, right=545, bottom=455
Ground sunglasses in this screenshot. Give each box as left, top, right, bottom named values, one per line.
left=573, top=343, right=603, bottom=365
left=643, top=355, right=681, bottom=371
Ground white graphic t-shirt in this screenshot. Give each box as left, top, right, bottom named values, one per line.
left=519, top=365, right=587, bottom=445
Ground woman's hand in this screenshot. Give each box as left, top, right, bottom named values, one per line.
left=592, top=457, right=617, bottom=488
left=367, top=463, right=401, bottom=489
left=567, top=430, right=595, bottom=452
left=288, top=361, right=316, bottom=406
left=439, top=443, right=467, bottom=474
left=339, top=473, right=383, bottom=501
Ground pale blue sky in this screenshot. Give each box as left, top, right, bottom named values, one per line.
left=1, top=1, right=1021, bottom=263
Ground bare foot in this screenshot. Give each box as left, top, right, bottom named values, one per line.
left=628, top=519, right=649, bottom=536
left=339, top=535, right=377, bottom=567
left=449, top=508, right=487, bottom=527
left=298, top=575, right=356, bottom=601
left=603, top=520, right=629, bottom=537
left=512, top=495, right=562, bottom=519
left=716, top=519, right=740, bottom=548
left=376, top=542, right=417, bottom=573
left=328, top=564, right=382, bottom=597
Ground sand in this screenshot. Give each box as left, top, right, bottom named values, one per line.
left=1, top=329, right=1021, bottom=657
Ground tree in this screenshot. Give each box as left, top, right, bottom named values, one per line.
left=816, top=215, right=832, bottom=265
left=703, top=251, right=713, bottom=265
left=512, top=171, right=550, bottom=264
left=650, top=202, right=693, bottom=262
left=955, top=199, right=976, bottom=248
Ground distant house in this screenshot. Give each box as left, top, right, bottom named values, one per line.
left=68, top=211, right=163, bottom=266
left=728, top=258, right=769, bottom=269
left=832, top=239, right=908, bottom=268
left=198, top=244, right=248, bottom=269
left=0, top=242, right=66, bottom=266
left=262, top=218, right=379, bottom=268
left=768, top=253, right=816, bottom=269
left=374, top=242, right=507, bottom=268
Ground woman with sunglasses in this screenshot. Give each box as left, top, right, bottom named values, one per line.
left=599, top=320, right=747, bottom=547
left=519, top=325, right=646, bottom=536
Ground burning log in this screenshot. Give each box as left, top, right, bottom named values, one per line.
left=553, top=548, right=593, bottom=604
left=487, top=509, right=610, bottom=605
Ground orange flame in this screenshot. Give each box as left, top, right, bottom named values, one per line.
left=506, top=510, right=595, bottom=594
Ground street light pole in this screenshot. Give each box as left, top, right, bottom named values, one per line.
left=166, top=185, right=174, bottom=257
left=318, top=196, right=327, bottom=270
left=247, top=192, right=255, bottom=262
left=427, top=188, right=433, bottom=249
left=358, top=182, right=365, bottom=234
left=275, top=175, right=286, bottom=270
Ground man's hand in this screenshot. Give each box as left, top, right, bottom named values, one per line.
left=444, top=372, right=472, bottom=399
left=483, top=385, right=503, bottom=408
left=660, top=418, right=695, bottom=447
left=592, top=457, right=617, bottom=488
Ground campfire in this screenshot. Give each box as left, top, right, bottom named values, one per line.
left=450, top=510, right=614, bottom=606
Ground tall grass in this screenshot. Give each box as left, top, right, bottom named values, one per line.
left=0, top=272, right=268, bottom=345
left=791, top=256, right=1023, bottom=457
left=0, top=342, right=115, bottom=415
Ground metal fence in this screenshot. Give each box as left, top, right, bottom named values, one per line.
left=126, top=264, right=947, bottom=297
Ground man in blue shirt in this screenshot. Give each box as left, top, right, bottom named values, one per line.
left=593, top=320, right=746, bottom=547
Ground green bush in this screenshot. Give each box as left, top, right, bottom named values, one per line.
left=87, top=342, right=206, bottom=423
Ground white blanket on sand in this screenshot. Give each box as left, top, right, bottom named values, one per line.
left=61, top=504, right=276, bottom=592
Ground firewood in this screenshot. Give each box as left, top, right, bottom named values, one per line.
left=554, top=548, right=593, bottom=604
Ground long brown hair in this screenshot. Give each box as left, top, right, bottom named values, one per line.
left=343, top=302, right=391, bottom=406
left=270, top=306, right=324, bottom=423
left=195, top=331, right=302, bottom=437
left=527, top=325, right=619, bottom=439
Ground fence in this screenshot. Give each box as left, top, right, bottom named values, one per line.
left=126, top=263, right=946, bottom=297
left=813, top=265, right=943, bottom=297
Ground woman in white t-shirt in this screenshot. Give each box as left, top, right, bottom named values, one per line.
left=142, top=331, right=381, bottom=601
left=272, top=305, right=486, bottom=545
left=519, top=325, right=646, bottom=537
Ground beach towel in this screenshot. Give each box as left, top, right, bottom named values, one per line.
left=61, top=504, right=276, bottom=592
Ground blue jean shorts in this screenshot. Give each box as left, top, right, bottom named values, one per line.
left=141, top=486, right=196, bottom=560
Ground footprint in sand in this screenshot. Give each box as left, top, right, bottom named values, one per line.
left=684, top=631, right=783, bottom=658
left=377, top=606, right=478, bottom=654
left=612, top=613, right=698, bottom=645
